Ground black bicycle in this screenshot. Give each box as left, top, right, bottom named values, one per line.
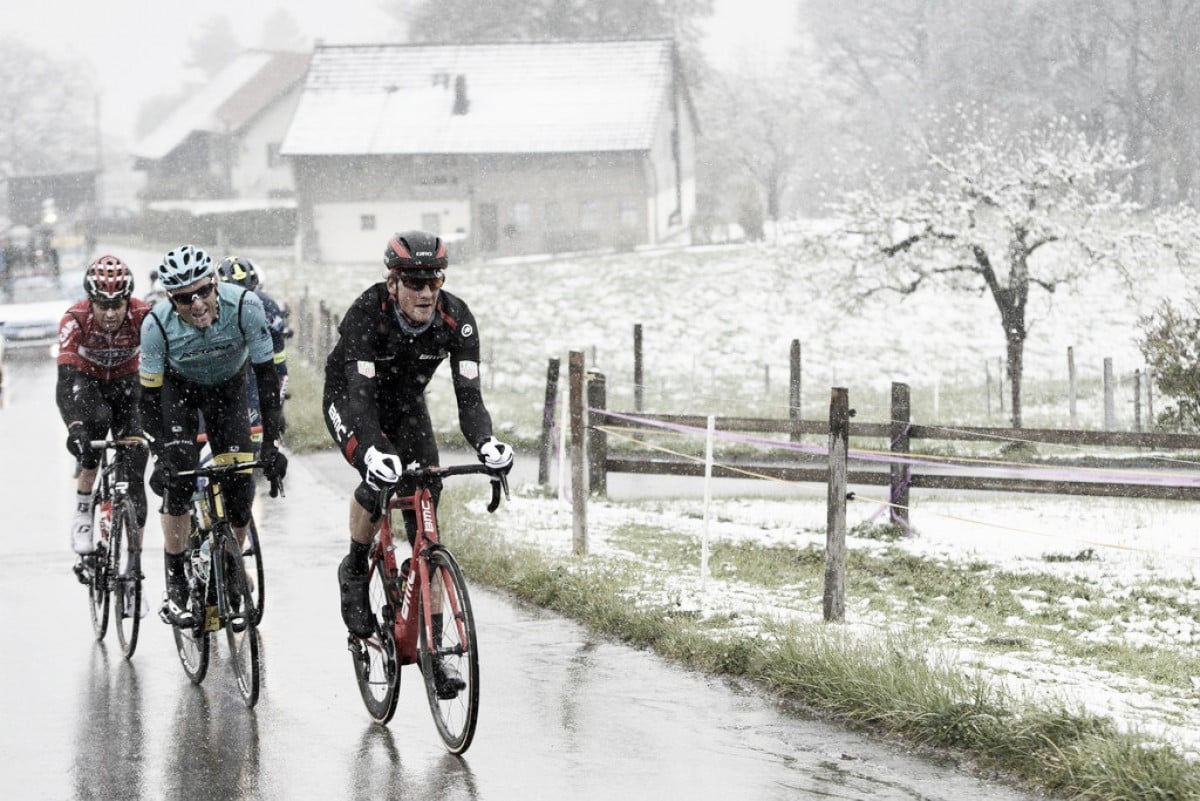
left=167, top=458, right=276, bottom=708
left=75, top=438, right=147, bottom=659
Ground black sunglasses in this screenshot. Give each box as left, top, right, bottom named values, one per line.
left=92, top=298, right=126, bottom=311
left=170, top=281, right=216, bottom=306
left=398, top=273, right=445, bottom=292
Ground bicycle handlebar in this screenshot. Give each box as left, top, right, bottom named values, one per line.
left=86, top=438, right=149, bottom=450
left=371, top=463, right=511, bottom=522
left=172, top=460, right=267, bottom=480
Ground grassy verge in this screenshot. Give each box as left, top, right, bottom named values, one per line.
left=439, top=488, right=1200, bottom=801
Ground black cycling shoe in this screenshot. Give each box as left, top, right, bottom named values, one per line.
left=338, top=556, right=374, bottom=638
left=159, top=579, right=195, bottom=628
left=431, top=657, right=465, bottom=700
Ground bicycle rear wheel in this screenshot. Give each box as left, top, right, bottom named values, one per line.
left=172, top=536, right=209, bottom=683
left=221, top=535, right=261, bottom=708
left=418, top=547, right=479, bottom=754
left=242, top=514, right=265, bottom=625
left=351, top=558, right=401, bottom=724
left=110, top=499, right=142, bottom=659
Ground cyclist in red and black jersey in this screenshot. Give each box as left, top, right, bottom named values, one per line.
left=323, top=230, right=513, bottom=696
left=57, top=256, right=151, bottom=593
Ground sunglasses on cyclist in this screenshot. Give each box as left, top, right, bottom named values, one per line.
left=170, top=281, right=217, bottom=306
left=398, top=272, right=445, bottom=292
left=92, top=298, right=127, bottom=311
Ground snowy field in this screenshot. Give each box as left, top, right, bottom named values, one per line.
left=486, top=480, right=1200, bottom=759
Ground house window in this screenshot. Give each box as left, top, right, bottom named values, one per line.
left=619, top=200, right=639, bottom=228
left=580, top=200, right=601, bottom=231
left=361, top=214, right=376, bottom=231
left=267, top=142, right=282, bottom=167
left=512, top=202, right=530, bottom=229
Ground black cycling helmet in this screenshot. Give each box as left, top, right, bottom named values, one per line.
left=217, top=255, right=260, bottom=290
left=83, top=255, right=135, bottom=300
left=384, top=230, right=447, bottom=274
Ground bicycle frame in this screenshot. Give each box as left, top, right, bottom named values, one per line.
left=374, top=466, right=504, bottom=665
left=176, top=460, right=262, bottom=632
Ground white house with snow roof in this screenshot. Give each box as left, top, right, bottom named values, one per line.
left=278, top=38, right=697, bottom=261
left=133, top=50, right=310, bottom=207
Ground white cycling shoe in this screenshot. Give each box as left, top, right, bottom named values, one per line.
left=71, top=517, right=95, bottom=555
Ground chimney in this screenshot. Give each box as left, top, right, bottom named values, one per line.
left=453, top=74, right=469, bottom=115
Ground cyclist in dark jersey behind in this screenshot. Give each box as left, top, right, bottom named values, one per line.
left=57, top=256, right=152, bottom=617
left=140, top=245, right=288, bottom=627
left=323, top=230, right=513, bottom=698
left=215, top=255, right=289, bottom=447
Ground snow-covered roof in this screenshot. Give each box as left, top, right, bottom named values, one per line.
left=279, top=39, right=677, bottom=157
left=133, top=51, right=310, bottom=161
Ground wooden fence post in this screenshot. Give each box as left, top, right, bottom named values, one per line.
left=1134, top=369, right=1143, bottom=433
left=538, top=357, right=561, bottom=486
left=890, top=382, right=911, bottom=530
left=824, top=387, right=848, bottom=623
left=1068, top=346, right=1077, bottom=428
left=587, top=370, right=607, bottom=497
left=789, top=339, right=802, bottom=441
left=633, top=323, right=644, bottom=413
left=568, top=351, right=588, bottom=555
left=985, top=359, right=993, bottom=420
left=1103, top=357, right=1115, bottom=429
left=998, top=356, right=1005, bottom=414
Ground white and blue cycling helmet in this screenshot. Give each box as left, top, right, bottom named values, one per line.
left=158, top=245, right=214, bottom=291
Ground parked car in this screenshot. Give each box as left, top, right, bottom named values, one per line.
left=0, top=277, right=74, bottom=359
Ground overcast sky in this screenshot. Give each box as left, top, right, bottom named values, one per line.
left=4, top=0, right=797, bottom=145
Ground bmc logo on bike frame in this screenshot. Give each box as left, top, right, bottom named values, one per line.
left=421, top=498, right=435, bottom=533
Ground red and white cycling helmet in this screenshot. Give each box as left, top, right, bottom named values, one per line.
left=83, top=255, right=135, bottom=301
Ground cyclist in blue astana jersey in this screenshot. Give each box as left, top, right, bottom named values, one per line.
left=139, top=245, right=288, bottom=627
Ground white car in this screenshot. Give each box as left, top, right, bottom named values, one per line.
left=0, top=277, right=75, bottom=358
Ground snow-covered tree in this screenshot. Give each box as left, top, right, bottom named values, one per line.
left=827, top=113, right=1200, bottom=428
left=0, top=37, right=95, bottom=175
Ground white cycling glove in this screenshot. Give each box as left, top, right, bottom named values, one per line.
left=363, top=445, right=403, bottom=490
left=477, top=436, right=514, bottom=472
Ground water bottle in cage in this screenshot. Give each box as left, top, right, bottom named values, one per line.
left=99, top=500, right=113, bottom=542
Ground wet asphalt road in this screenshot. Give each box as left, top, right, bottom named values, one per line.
left=0, top=355, right=1041, bottom=801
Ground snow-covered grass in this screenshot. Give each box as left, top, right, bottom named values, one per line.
left=275, top=238, right=1192, bottom=442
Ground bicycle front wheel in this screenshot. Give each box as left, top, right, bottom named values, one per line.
left=110, top=499, right=142, bottom=659
left=351, top=558, right=401, bottom=724
left=172, top=535, right=209, bottom=683
left=86, top=498, right=110, bottom=641
left=221, top=535, right=261, bottom=708
left=243, top=513, right=265, bottom=625
left=418, top=547, right=479, bottom=754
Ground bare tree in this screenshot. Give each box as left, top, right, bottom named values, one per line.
left=827, top=113, right=1200, bottom=428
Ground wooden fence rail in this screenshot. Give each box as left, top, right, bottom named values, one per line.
left=569, top=374, right=1200, bottom=507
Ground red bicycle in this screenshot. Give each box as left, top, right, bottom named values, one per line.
left=348, top=462, right=507, bottom=754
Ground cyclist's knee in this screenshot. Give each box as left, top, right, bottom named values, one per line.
left=353, top=481, right=381, bottom=517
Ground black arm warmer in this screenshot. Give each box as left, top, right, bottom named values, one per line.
left=55, top=365, right=81, bottom=425
left=252, top=360, right=283, bottom=444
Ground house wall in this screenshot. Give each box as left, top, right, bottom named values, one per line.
left=645, top=80, right=696, bottom=246
left=292, top=152, right=653, bottom=262
left=231, top=87, right=302, bottom=200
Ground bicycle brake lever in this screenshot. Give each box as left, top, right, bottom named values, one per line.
left=269, top=476, right=285, bottom=499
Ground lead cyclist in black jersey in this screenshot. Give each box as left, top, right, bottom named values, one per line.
left=322, top=230, right=513, bottom=700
